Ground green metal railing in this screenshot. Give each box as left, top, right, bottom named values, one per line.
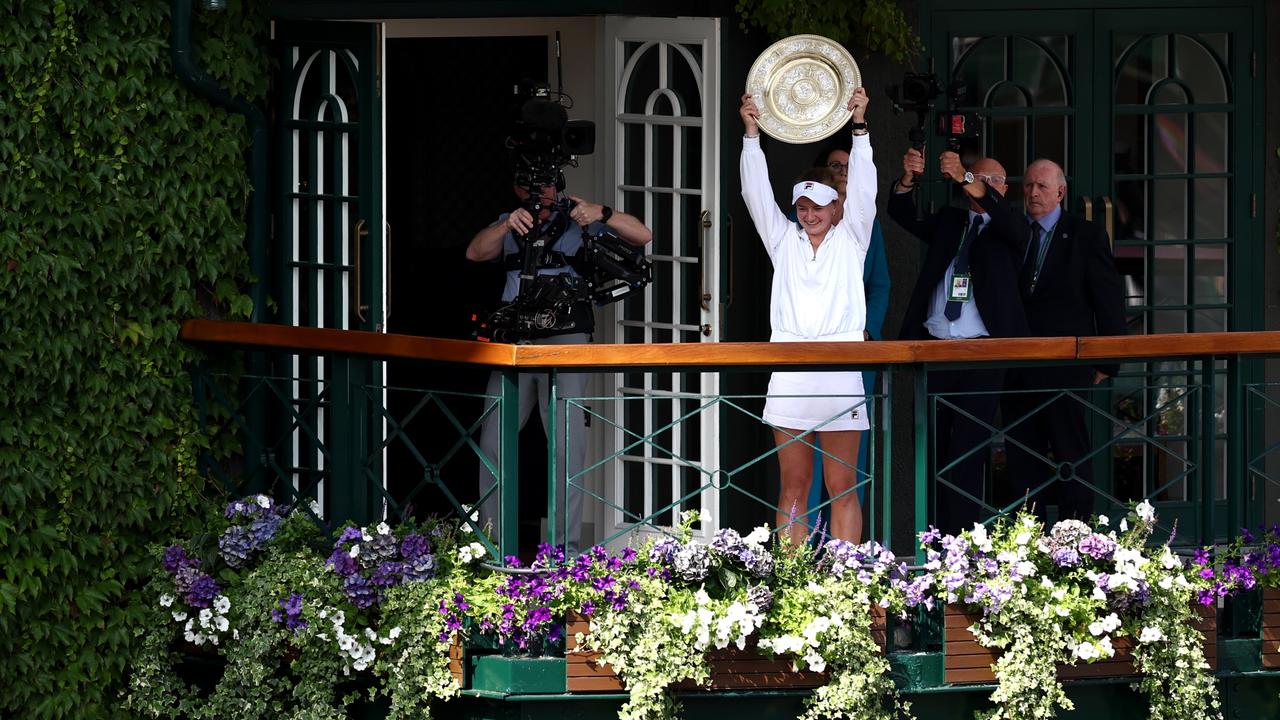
left=182, top=321, right=1280, bottom=562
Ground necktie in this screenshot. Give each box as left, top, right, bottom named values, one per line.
left=1021, top=221, right=1044, bottom=292
left=944, top=216, right=984, bottom=320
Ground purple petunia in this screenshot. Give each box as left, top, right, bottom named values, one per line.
left=185, top=573, right=221, bottom=608
left=271, top=592, right=309, bottom=631
left=1078, top=533, right=1117, bottom=560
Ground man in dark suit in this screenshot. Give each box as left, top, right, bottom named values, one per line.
left=982, top=158, right=1127, bottom=521
left=889, top=148, right=1028, bottom=534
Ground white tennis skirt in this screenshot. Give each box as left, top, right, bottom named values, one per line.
left=763, top=369, right=869, bottom=432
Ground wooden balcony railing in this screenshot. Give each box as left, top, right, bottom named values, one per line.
left=180, top=319, right=1280, bottom=559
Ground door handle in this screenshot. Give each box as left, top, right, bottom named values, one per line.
left=1101, top=196, right=1115, bottom=249
left=699, top=209, right=712, bottom=313
left=380, top=221, right=390, bottom=331
left=353, top=218, right=370, bottom=325
left=1080, top=195, right=1094, bottom=222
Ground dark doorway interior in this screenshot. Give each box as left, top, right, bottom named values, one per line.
left=384, top=35, right=551, bottom=550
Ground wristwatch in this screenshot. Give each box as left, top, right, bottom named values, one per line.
left=960, top=171, right=975, bottom=185
left=600, top=205, right=614, bottom=223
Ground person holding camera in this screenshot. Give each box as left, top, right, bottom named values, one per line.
left=979, top=158, right=1127, bottom=522
left=467, top=181, right=652, bottom=555
left=888, top=148, right=1028, bottom=534
left=739, top=87, right=875, bottom=544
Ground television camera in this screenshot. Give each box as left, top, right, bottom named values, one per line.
left=475, top=81, right=652, bottom=343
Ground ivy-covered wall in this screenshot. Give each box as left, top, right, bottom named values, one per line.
left=0, top=1, right=267, bottom=716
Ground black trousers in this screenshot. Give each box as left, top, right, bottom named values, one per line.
left=929, top=366, right=1005, bottom=535
left=1001, top=366, right=1098, bottom=523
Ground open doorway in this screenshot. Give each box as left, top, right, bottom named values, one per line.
left=382, top=25, right=591, bottom=554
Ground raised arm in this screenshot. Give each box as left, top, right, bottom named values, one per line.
left=738, top=93, right=791, bottom=260
left=841, top=87, right=876, bottom=256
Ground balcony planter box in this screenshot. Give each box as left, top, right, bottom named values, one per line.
left=448, top=632, right=466, bottom=688
left=564, top=606, right=887, bottom=693
left=943, top=603, right=1217, bottom=684
left=1262, top=588, right=1280, bottom=669
left=447, top=628, right=569, bottom=694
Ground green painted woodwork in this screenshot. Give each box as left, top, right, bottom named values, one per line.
left=470, top=656, right=568, bottom=695
left=1218, top=639, right=1263, bottom=673
left=890, top=651, right=947, bottom=691
left=918, top=2, right=1264, bottom=541
left=447, top=677, right=1280, bottom=719
left=273, top=20, right=384, bottom=526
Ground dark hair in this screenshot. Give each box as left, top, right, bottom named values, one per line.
left=794, top=166, right=837, bottom=187
left=811, top=121, right=857, bottom=167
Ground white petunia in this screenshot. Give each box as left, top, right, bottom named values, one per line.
left=214, top=595, right=231, bottom=614
left=1097, top=515, right=1109, bottom=527
left=1135, top=499, right=1155, bottom=522
left=349, top=544, right=360, bottom=558
left=255, top=494, right=271, bottom=509
left=1098, top=635, right=1115, bottom=658
left=1120, top=518, right=1129, bottom=532
left=1139, top=626, right=1165, bottom=643
left=1015, top=531, right=1032, bottom=546
left=159, top=594, right=174, bottom=607
left=377, top=522, right=391, bottom=536
left=1074, top=642, right=1099, bottom=661
left=173, top=611, right=188, bottom=623
left=745, top=525, right=771, bottom=546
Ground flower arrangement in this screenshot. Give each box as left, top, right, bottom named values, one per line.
left=126, top=496, right=478, bottom=720
left=129, top=495, right=1231, bottom=720
left=575, top=512, right=907, bottom=720
left=910, top=502, right=1221, bottom=720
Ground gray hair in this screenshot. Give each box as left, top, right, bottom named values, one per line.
left=1027, top=158, right=1067, bottom=188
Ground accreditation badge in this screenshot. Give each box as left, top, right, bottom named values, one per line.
left=949, top=273, right=972, bottom=302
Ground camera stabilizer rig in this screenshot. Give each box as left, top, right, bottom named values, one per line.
left=474, top=79, right=652, bottom=343
left=887, top=72, right=982, bottom=219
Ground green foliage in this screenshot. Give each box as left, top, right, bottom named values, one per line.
left=0, top=1, right=266, bottom=716
left=734, top=0, right=920, bottom=63
left=127, top=508, right=473, bottom=720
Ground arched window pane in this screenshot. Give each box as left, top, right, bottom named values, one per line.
left=1011, top=37, right=1067, bottom=106
left=1152, top=112, right=1188, bottom=173
left=1173, top=35, right=1227, bottom=103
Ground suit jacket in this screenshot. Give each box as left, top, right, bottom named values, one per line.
left=888, top=185, right=1028, bottom=341
left=982, top=190, right=1128, bottom=379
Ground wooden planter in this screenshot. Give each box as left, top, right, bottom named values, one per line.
left=944, top=603, right=1218, bottom=684
left=565, top=606, right=887, bottom=693
left=448, top=632, right=465, bottom=687
left=1262, top=588, right=1280, bottom=668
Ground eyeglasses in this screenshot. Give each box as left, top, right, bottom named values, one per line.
left=974, top=173, right=1007, bottom=185
left=827, top=161, right=849, bottom=172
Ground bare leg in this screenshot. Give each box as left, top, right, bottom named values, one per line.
left=817, top=430, right=863, bottom=542
left=773, top=427, right=816, bottom=545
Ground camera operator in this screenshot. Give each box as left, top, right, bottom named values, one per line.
left=467, top=181, right=651, bottom=555
left=888, top=148, right=1028, bottom=534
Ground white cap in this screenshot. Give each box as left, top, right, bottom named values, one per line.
left=791, top=180, right=839, bottom=207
